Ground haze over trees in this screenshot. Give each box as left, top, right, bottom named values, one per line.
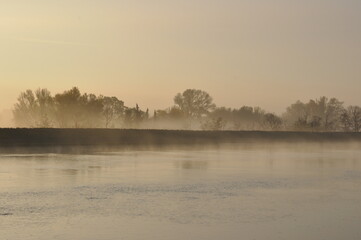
left=174, top=89, right=216, bottom=118
left=12, top=87, right=361, bottom=132
left=13, top=87, right=124, bottom=128
left=340, top=106, right=361, bottom=132
left=283, top=97, right=345, bottom=132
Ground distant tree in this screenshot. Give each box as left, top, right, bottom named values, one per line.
left=81, top=93, right=104, bottom=127
left=308, top=116, right=322, bottom=132
left=348, top=106, right=361, bottom=132
left=210, top=107, right=233, bottom=121
left=145, top=108, right=149, bottom=119
left=311, top=97, right=343, bottom=131
left=13, top=88, right=55, bottom=127
left=13, top=87, right=136, bottom=129
left=123, top=104, right=147, bottom=128
left=283, top=101, right=309, bottom=130
left=13, top=87, right=356, bottom=133
left=201, top=117, right=224, bottom=131
left=209, top=106, right=266, bottom=130
left=154, top=109, right=168, bottom=120
left=340, top=110, right=352, bottom=131
left=283, top=97, right=344, bottom=131
left=263, top=113, right=283, bottom=130
left=151, top=106, right=188, bottom=129
left=174, top=89, right=216, bottom=118
left=234, top=106, right=265, bottom=130
left=134, top=104, right=142, bottom=123
left=294, top=118, right=309, bottom=131
left=102, top=96, right=125, bottom=128
left=153, top=110, right=157, bottom=120
left=35, top=88, right=54, bottom=127
left=13, top=90, right=38, bottom=127
left=54, top=87, right=84, bottom=128
left=340, top=106, right=361, bottom=132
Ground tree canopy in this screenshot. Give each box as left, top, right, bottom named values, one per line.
left=174, top=89, right=216, bottom=118
left=12, top=87, right=361, bottom=132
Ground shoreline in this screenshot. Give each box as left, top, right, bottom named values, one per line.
left=1, top=129, right=360, bottom=148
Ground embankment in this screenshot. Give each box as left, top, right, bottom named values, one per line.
left=1, top=128, right=360, bottom=148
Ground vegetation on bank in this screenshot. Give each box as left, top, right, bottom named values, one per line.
left=12, top=87, right=361, bottom=132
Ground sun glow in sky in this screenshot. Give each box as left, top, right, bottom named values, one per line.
left=1, top=0, right=360, bottom=114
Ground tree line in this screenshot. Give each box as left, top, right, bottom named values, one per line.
left=13, top=87, right=148, bottom=129
left=12, top=87, right=361, bottom=132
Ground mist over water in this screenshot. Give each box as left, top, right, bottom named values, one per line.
left=8, top=87, right=361, bottom=131
left=1, top=143, right=361, bottom=240
left=2, top=0, right=361, bottom=239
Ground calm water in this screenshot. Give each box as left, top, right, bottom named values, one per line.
left=1, top=144, right=361, bottom=240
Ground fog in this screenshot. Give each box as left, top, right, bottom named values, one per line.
left=7, top=87, right=361, bottom=132
left=0, top=109, right=13, bottom=128
left=2, top=1, right=361, bottom=239
left=1, top=142, right=361, bottom=240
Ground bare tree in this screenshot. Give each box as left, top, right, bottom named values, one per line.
left=263, top=113, right=283, bottom=130
left=350, top=106, right=361, bottom=132
left=174, top=89, right=216, bottom=118
left=13, top=88, right=54, bottom=127
left=208, top=106, right=266, bottom=130
left=102, top=96, right=125, bottom=128
left=201, top=117, right=225, bottom=131
left=13, top=90, right=37, bottom=127
left=283, top=97, right=344, bottom=131
left=123, top=104, right=148, bottom=128
left=54, top=87, right=84, bottom=128
left=283, top=101, right=309, bottom=130
left=35, top=88, right=54, bottom=127
left=313, top=97, right=343, bottom=131
left=340, top=106, right=361, bottom=132
left=81, top=93, right=104, bottom=128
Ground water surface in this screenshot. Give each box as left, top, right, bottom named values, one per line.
left=1, top=144, right=361, bottom=240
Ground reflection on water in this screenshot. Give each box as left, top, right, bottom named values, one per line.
left=1, top=144, right=361, bottom=240
left=176, top=160, right=208, bottom=170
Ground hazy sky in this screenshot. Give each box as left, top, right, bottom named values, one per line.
left=1, top=0, right=360, bottom=113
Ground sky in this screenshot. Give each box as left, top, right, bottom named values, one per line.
left=1, top=0, right=361, bottom=116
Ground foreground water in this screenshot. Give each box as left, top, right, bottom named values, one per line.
left=1, top=144, right=361, bottom=240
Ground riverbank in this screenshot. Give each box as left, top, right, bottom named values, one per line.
left=1, top=128, right=360, bottom=148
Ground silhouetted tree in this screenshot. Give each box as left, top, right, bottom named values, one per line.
left=145, top=108, right=149, bottom=119
left=209, top=106, right=266, bottom=130
left=348, top=106, right=361, bottom=132
left=340, top=106, right=361, bottom=132
left=123, top=104, right=148, bottom=128
left=308, top=116, right=322, bottom=132
left=12, top=87, right=357, bottom=132
left=54, top=87, right=104, bottom=128
left=81, top=93, right=104, bottom=127
left=152, top=106, right=187, bottom=129
left=13, top=89, right=38, bottom=127
left=284, top=97, right=344, bottom=131
left=13, top=87, right=130, bottom=129
left=311, top=97, right=343, bottom=131
left=201, top=117, right=225, bottom=130
left=102, top=96, right=125, bottom=128
left=13, top=88, right=55, bottom=127
left=283, top=101, right=309, bottom=130
left=340, top=110, right=351, bottom=131
left=263, top=113, right=283, bottom=130
left=174, top=89, right=216, bottom=118
left=35, top=88, right=54, bottom=127
left=54, top=87, right=84, bottom=128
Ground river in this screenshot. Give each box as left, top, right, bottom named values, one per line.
left=1, top=143, right=361, bottom=240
